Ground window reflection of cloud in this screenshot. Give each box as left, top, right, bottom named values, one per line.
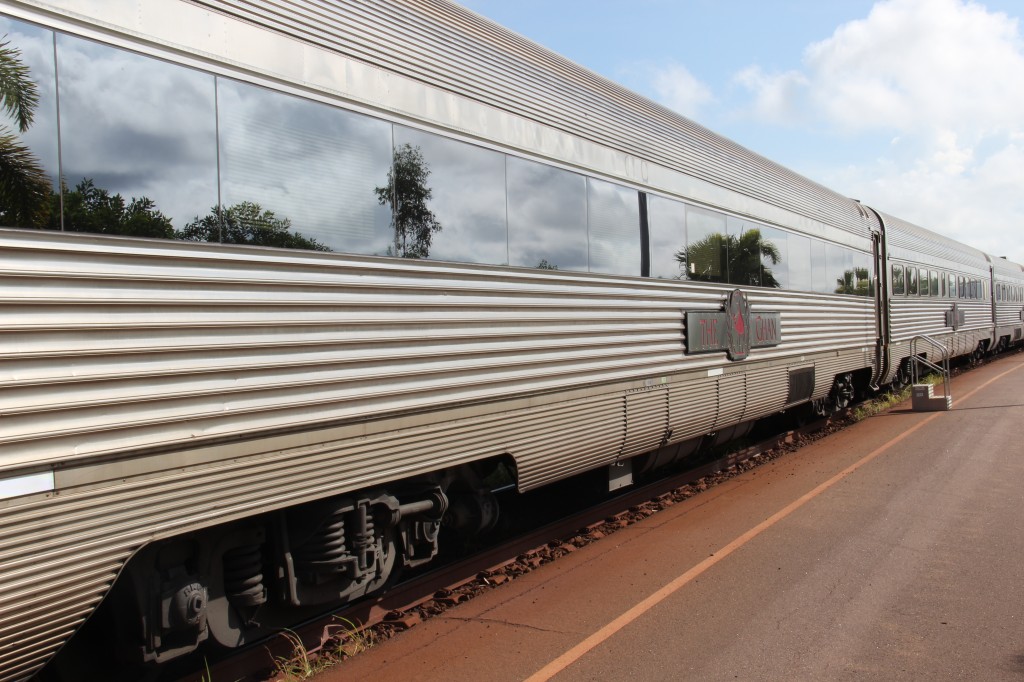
left=55, top=34, right=217, bottom=227
left=788, top=232, right=811, bottom=291
left=588, top=178, right=640, bottom=276
left=508, top=156, right=587, bottom=271
left=218, top=80, right=392, bottom=254
left=0, top=18, right=59, bottom=188
left=648, top=195, right=686, bottom=279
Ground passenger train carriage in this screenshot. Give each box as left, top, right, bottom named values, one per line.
left=0, top=1, right=1021, bottom=679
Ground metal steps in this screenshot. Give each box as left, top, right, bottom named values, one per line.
left=908, top=335, right=952, bottom=412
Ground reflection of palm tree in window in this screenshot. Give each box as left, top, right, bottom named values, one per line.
left=375, top=143, right=441, bottom=259
left=836, top=267, right=870, bottom=296
left=0, top=36, right=51, bottom=227
left=675, top=229, right=780, bottom=286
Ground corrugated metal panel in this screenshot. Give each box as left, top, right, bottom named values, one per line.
left=989, top=254, right=1024, bottom=277
left=1, top=230, right=879, bottom=473
left=743, top=365, right=789, bottom=418
left=715, top=373, right=746, bottom=430
left=621, top=388, right=669, bottom=459
left=879, top=211, right=990, bottom=271
left=667, top=375, right=718, bottom=442
left=183, top=0, right=872, bottom=238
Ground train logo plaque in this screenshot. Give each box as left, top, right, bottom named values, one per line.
left=685, top=289, right=781, bottom=361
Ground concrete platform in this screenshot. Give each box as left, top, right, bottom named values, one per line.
left=326, top=354, right=1024, bottom=681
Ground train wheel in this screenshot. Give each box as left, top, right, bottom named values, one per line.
left=812, top=373, right=855, bottom=416
left=890, top=361, right=910, bottom=392
left=832, top=373, right=855, bottom=410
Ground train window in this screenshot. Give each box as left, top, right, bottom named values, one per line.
left=507, top=156, right=588, bottom=272
left=907, top=267, right=919, bottom=296
left=394, top=126, right=508, bottom=264
left=940, top=272, right=947, bottom=297
left=892, top=264, right=905, bottom=295
left=55, top=33, right=218, bottom=238
left=948, top=274, right=955, bottom=298
left=811, top=240, right=829, bottom=293
left=788, top=232, right=812, bottom=291
left=684, top=206, right=727, bottom=282
left=0, top=17, right=60, bottom=230
left=930, top=271, right=939, bottom=297
left=853, top=252, right=873, bottom=296
left=920, top=271, right=929, bottom=296
left=218, top=78, right=393, bottom=254
left=827, top=243, right=854, bottom=294
left=647, top=195, right=688, bottom=278
left=587, top=178, right=641, bottom=276
left=957, top=276, right=964, bottom=298
left=752, top=223, right=789, bottom=288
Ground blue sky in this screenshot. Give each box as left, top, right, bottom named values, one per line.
left=459, top=0, right=1024, bottom=264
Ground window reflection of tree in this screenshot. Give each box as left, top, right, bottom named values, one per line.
left=675, top=228, right=780, bottom=287
left=49, top=178, right=174, bottom=238
left=179, top=201, right=330, bottom=251
left=375, top=143, right=441, bottom=259
left=836, top=267, right=871, bottom=296
left=0, top=36, right=51, bottom=227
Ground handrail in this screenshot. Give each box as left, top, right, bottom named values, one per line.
left=909, top=334, right=951, bottom=401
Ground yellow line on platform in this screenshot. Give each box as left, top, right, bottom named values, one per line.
left=526, top=360, right=1024, bottom=682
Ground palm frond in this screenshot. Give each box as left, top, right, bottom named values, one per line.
left=0, top=127, right=52, bottom=226
left=0, top=38, right=40, bottom=132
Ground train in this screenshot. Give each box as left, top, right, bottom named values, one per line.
left=0, top=1, right=1022, bottom=679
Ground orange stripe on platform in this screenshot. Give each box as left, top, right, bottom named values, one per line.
left=526, top=360, right=1024, bottom=682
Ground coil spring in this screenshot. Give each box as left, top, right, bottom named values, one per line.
left=294, top=509, right=349, bottom=571
left=223, top=544, right=267, bottom=607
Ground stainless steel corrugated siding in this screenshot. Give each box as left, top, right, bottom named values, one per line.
left=879, top=211, right=990, bottom=271
left=889, top=298, right=991, bottom=344
left=1, top=230, right=876, bottom=472
left=994, top=303, right=1023, bottom=329
left=185, top=0, right=871, bottom=237
left=0, top=229, right=877, bottom=678
left=991, top=255, right=1024, bottom=277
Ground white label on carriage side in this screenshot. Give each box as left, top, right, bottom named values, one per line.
left=0, top=471, right=54, bottom=500
left=707, top=368, right=724, bottom=377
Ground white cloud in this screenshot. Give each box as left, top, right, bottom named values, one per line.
left=736, top=0, right=1024, bottom=264
left=647, top=63, right=714, bottom=119
left=732, top=66, right=809, bottom=124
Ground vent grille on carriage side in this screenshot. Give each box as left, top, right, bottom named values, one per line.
left=787, top=367, right=815, bottom=405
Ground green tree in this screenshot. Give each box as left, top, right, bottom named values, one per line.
left=0, top=37, right=51, bottom=227
left=375, top=143, right=441, bottom=258
left=675, top=228, right=781, bottom=287
left=48, top=178, right=174, bottom=238
left=836, top=266, right=871, bottom=296
left=178, top=201, right=330, bottom=251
